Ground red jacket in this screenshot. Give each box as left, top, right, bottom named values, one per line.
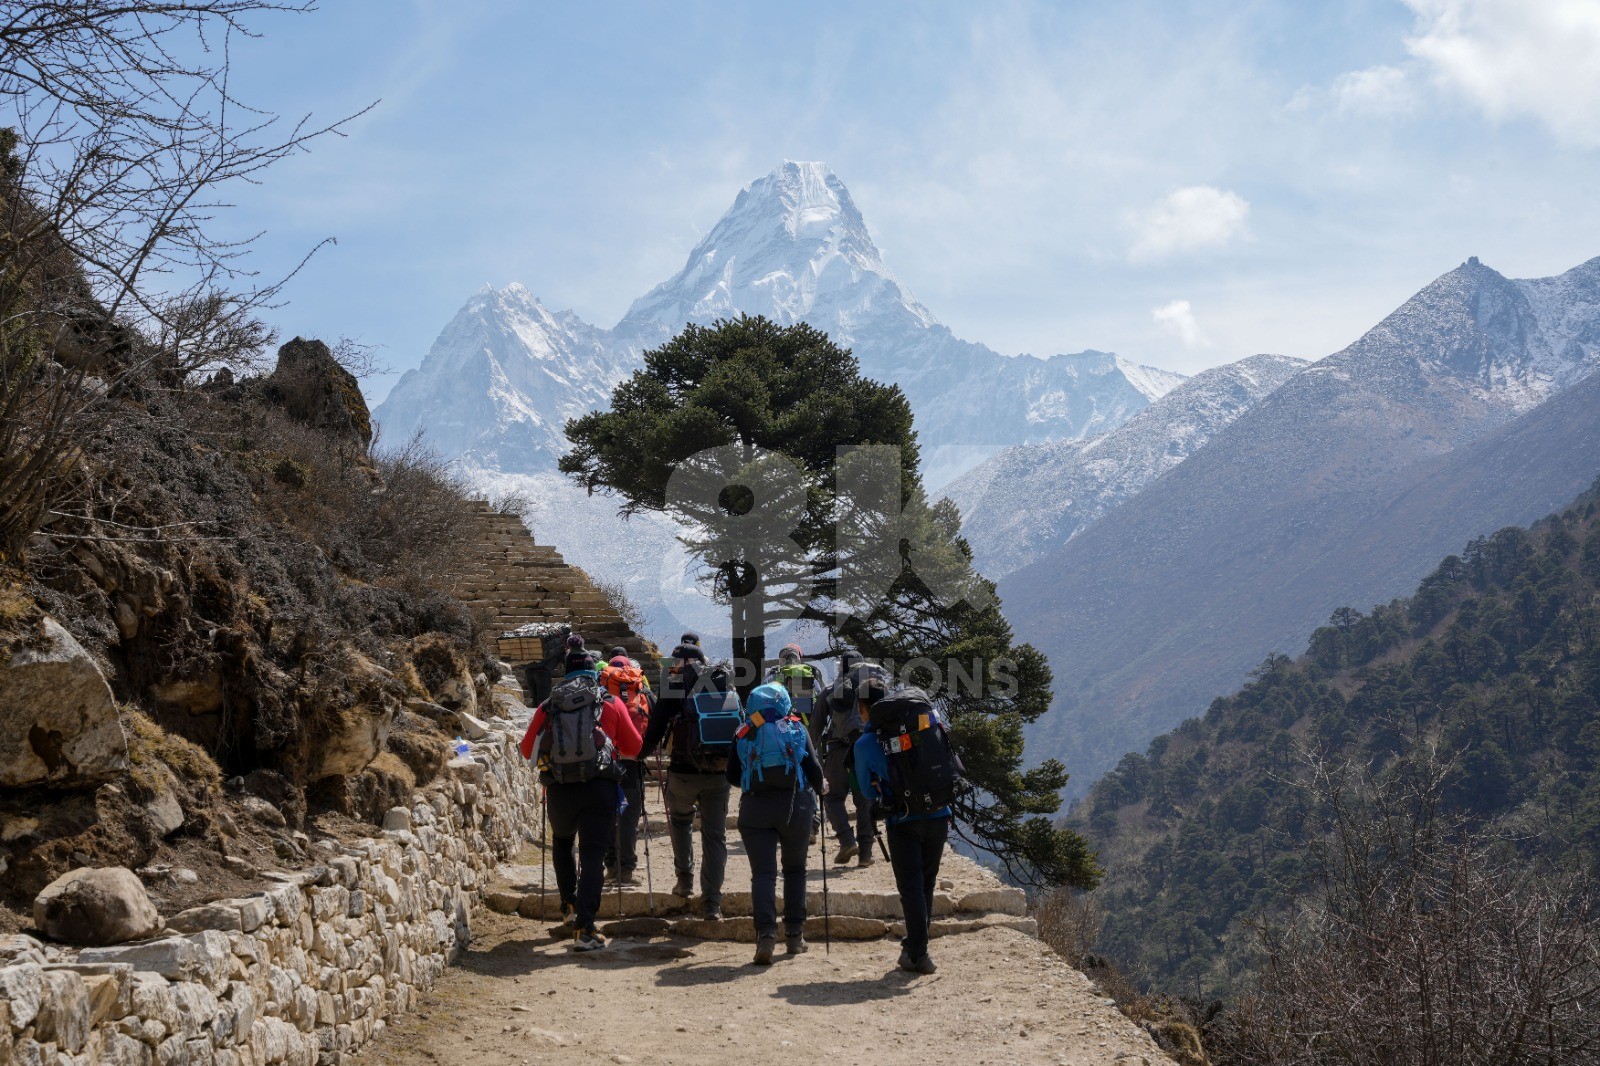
left=519, top=686, right=643, bottom=762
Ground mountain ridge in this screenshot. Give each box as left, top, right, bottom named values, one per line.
left=374, top=161, right=1184, bottom=490
left=1001, top=254, right=1600, bottom=790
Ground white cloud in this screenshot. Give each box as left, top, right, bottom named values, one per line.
left=1332, top=65, right=1416, bottom=115
left=1403, top=0, right=1600, bottom=146
left=1129, top=186, right=1251, bottom=262
left=1152, top=299, right=1210, bottom=348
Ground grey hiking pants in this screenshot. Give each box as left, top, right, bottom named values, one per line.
left=665, top=771, right=729, bottom=904
left=822, top=740, right=873, bottom=850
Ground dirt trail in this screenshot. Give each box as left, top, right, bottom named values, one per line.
left=364, top=783, right=1172, bottom=1066
left=368, top=911, right=1168, bottom=1066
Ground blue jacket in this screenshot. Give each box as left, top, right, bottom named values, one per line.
left=854, top=724, right=953, bottom=825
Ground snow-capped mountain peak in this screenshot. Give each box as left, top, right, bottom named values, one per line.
left=618, top=160, right=935, bottom=338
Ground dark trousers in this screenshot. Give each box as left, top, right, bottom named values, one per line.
left=822, top=741, right=872, bottom=849
left=604, top=760, right=645, bottom=874
left=546, top=777, right=620, bottom=931
left=738, top=788, right=816, bottom=939
left=887, top=816, right=949, bottom=961
left=665, top=771, right=730, bottom=903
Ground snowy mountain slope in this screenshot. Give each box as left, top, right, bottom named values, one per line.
left=999, top=255, right=1600, bottom=793
left=375, top=162, right=1185, bottom=500
left=945, top=353, right=1307, bottom=579
left=614, top=160, right=1182, bottom=488
left=376, top=284, right=634, bottom=473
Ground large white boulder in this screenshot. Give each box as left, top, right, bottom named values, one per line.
left=33, top=867, right=162, bottom=947
left=0, top=618, right=127, bottom=787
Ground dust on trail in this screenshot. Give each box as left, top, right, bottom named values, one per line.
left=364, top=777, right=1171, bottom=1066
left=367, top=911, right=1169, bottom=1066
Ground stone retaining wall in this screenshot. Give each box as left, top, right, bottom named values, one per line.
left=0, top=733, right=539, bottom=1066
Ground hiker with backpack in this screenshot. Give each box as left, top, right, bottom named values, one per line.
left=639, top=638, right=741, bottom=919
left=813, top=650, right=890, bottom=867
left=725, top=680, right=825, bottom=965
left=518, top=637, right=643, bottom=953
left=599, top=652, right=654, bottom=885
left=765, top=642, right=828, bottom=840
left=853, top=679, right=962, bottom=975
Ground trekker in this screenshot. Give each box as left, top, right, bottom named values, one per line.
left=812, top=650, right=888, bottom=866
left=600, top=653, right=654, bottom=884
left=519, top=638, right=642, bottom=953
left=639, top=641, right=740, bottom=919
left=726, top=681, right=824, bottom=965
left=765, top=643, right=828, bottom=841
left=854, top=680, right=962, bottom=976
left=763, top=643, right=825, bottom=731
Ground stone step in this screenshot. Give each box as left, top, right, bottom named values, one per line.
left=484, top=884, right=1026, bottom=924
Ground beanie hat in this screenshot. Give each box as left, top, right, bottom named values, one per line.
left=563, top=649, right=594, bottom=674
left=680, top=632, right=700, bottom=646
left=778, top=643, right=803, bottom=662
left=609, top=655, right=631, bottom=669
left=608, top=646, right=629, bottom=661
left=567, top=633, right=586, bottom=650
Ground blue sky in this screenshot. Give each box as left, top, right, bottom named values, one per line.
left=215, top=0, right=1600, bottom=399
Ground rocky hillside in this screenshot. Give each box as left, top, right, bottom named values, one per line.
left=0, top=334, right=642, bottom=932
left=947, top=354, right=1307, bottom=579
left=1003, top=255, right=1600, bottom=789
left=1075, top=478, right=1600, bottom=999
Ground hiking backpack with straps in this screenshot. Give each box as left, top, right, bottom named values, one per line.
left=866, top=686, right=961, bottom=817
left=686, top=665, right=742, bottom=773
left=771, top=662, right=820, bottom=727
left=827, top=661, right=891, bottom=741
left=601, top=661, right=651, bottom=731
left=539, top=674, right=621, bottom=785
left=736, top=683, right=810, bottom=793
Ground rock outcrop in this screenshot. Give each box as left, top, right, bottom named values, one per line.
left=0, top=617, right=127, bottom=788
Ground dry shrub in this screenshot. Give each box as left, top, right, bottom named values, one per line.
left=125, top=708, right=222, bottom=794
left=1212, top=753, right=1600, bottom=1066
left=591, top=574, right=645, bottom=634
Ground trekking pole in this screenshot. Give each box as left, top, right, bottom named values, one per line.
left=819, top=779, right=832, bottom=956
left=642, top=776, right=656, bottom=917
left=615, top=783, right=626, bottom=919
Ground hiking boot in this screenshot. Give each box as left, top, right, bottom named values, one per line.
left=857, top=849, right=875, bottom=867
left=832, top=843, right=859, bottom=865
left=672, top=872, right=694, bottom=898
left=703, top=899, right=723, bottom=921
left=560, top=901, right=576, bottom=926
left=604, top=863, right=620, bottom=883
left=785, top=933, right=808, bottom=956
left=898, top=947, right=916, bottom=972
left=619, top=869, right=641, bottom=887
left=913, top=954, right=937, bottom=975
left=753, top=936, right=776, bottom=966
left=573, top=928, right=606, bottom=953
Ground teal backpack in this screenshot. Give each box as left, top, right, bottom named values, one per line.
left=737, top=682, right=810, bottom=793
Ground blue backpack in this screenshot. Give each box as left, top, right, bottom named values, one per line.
left=688, top=675, right=742, bottom=773
left=737, top=683, right=810, bottom=793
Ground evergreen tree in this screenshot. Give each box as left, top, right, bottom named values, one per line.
left=562, top=314, right=1099, bottom=888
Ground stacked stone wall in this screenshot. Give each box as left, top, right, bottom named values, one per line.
left=0, top=728, right=539, bottom=1066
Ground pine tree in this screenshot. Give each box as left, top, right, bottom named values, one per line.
left=562, top=315, right=1100, bottom=887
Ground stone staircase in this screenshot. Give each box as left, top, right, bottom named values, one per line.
left=448, top=501, right=657, bottom=669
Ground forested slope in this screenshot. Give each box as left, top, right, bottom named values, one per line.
left=1075, top=478, right=1600, bottom=997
